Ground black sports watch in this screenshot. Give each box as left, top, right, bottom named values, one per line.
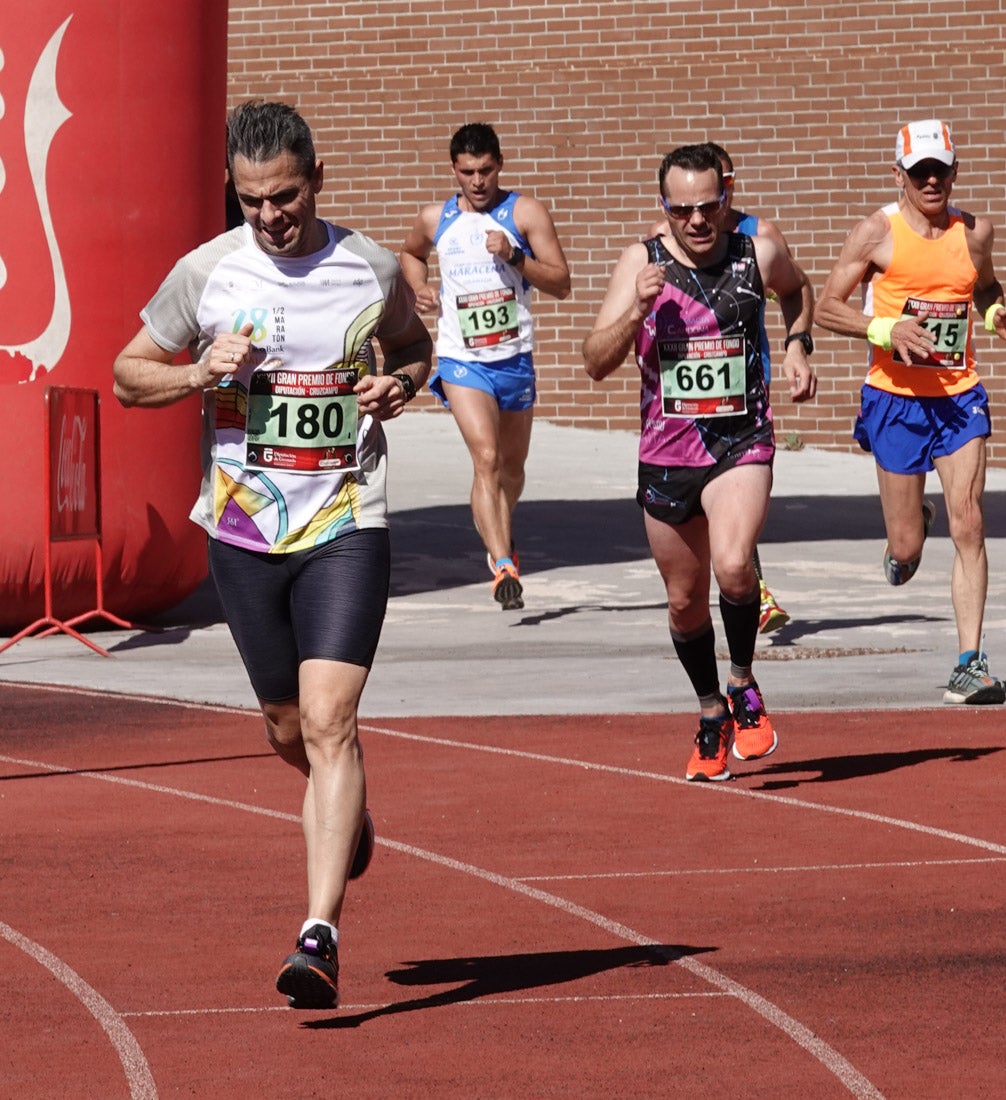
left=392, top=372, right=416, bottom=402
left=784, top=331, right=814, bottom=355
left=507, top=245, right=526, bottom=267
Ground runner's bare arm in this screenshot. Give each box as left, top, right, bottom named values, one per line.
left=113, top=323, right=254, bottom=408
left=815, top=212, right=938, bottom=365
left=356, top=314, right=433, bottom=420
left=399, top=206, right=441, bottom=314
left=814, top=211, right=900, bottom=341
left=505, top=195, right=571, bottom=300
left=758, top=218, right=816, bottom=324
left=969, top=217, right=1006, bottom=338
left=582, top=244, right=660, bottom=380
left=756, top=236, right=817, bottom=403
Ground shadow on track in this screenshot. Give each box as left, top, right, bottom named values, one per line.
left=753, top=745, right=1004, bottom=789
left=301, top=943, right=714, bottom=1029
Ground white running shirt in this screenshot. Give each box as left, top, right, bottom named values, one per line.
left=141, top=222, right=416, bottom=553
left=433, top=191, right=535, bottom=362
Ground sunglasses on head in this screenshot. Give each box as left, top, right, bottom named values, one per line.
left=660, top=194, right=725, bottom=221
left=902, top=159, right=955, bottom=182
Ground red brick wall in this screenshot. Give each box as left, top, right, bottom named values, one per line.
left=227, top=0, right=1006, bottom=464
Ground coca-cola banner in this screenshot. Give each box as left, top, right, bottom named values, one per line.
left=0, top=2, right=228, bottom=631
left=48, top=387, right=98, bottom=541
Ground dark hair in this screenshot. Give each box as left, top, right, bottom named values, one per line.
left=702, top=142, right=734, bottom=173
left=658, top=144, right=724, bottom=196
left=450, top=122, right=501, bottom=163
left=226, top=100, right=316, bottom=178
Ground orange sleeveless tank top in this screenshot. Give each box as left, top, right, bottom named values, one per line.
left=864, top=203, right=979, bottom=396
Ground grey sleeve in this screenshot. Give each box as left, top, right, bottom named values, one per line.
left=139, top=228, right=245, bottom=355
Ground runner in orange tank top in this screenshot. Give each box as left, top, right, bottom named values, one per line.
left=816, top=119, right=1006, bottom=705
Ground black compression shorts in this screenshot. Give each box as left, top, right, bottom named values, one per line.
left=208, top=528, right=391, bottom=703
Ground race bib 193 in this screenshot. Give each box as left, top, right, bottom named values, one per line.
left=456, top=287, right=519, bottom=348
left=245, top=363, right=360, bottom=474
left=658, top=336, right=748, bottom=418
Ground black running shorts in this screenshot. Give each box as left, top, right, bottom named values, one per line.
left=637, top=453, right=771, bottom=526
left=208, top=528, right=391, bottom=703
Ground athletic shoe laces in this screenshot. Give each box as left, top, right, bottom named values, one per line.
left=730, top=686, right=763, bottom=729
left=696, top=716, right=727, bottom=758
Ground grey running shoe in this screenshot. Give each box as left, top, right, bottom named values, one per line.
left=943, top=654, right=1006, bottom=705
left=883, top=499, right=936, bottom=586
left=276, top=924, right=339, bottom=1009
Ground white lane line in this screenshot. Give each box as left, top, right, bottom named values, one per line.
left=359, top=724, right=1006, bottom=856
left=5, top=684, right=1000, bottom=855
left=0, top=920, right=157, bottom=1099
left=1, top=687, right=911, bottom=1098
left=0, top=680, right=253, bottom=713
left=381, top=837, right=885, bottom=1100
left=0, top=752, right=884, bottom=1098
left=122, top=991, right=729, bottom=1018
left=519, top=856, right=1006, bottom=882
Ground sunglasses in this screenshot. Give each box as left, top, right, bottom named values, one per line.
left=660, top=194, right=725, bottom=221
left=902, top=160, right=955, bottom=183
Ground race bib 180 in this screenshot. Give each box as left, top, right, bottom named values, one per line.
left=245, top=364, right=360, bottom=474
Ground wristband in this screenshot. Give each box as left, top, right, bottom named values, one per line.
left=984, top=302, right=1004, bottom=334
left=866, top=317, right=896, bottom=350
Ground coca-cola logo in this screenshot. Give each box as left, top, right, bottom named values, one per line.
left=0, top=17, right=74, bottom=382
left=54, top=412, right=89, bottom=515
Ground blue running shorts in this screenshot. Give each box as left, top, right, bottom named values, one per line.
left=430, top=352, right=536, bottom=411
left=853, top=383, right=992, bottom=475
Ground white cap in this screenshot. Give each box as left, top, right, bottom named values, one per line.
left=895, top=119, right=955, bottom=169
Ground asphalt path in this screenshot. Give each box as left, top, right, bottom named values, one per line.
left=2, top=412, right=1005, bottom=715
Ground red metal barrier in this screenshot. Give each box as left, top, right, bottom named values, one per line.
left=0, top=386, right=152, bottom=657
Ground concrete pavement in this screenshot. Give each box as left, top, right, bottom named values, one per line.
left=2, top=411, right=1005, bottom=715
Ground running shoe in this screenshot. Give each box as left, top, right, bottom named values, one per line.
left=492, top=562, right=524, bottom=610
left=486, top=543, right=520, bottom=575
left=883, top=499, right=936, bottom=586
left=727, top=681, right=778, bottom=760
left=942, top=654, right=1006, bottom=705
left=276, top=924, right=339, bottom=1009
left=758, top=581, right=790, bottom=634
left=685, top=713, right=733, bottom=781
left=349, top=808, right=375, bottom=880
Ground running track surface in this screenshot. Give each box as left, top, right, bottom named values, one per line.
left=2, top=682, right=1004, bottom=1099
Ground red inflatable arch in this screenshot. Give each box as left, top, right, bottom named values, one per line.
left=0, top=2, right=228, bottom=633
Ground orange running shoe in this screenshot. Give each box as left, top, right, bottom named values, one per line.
left=486, top=543, right=520, bottom=575
left=685, top=713, right=733, bottom=781
left=728, top=681, right=778, bottom=761
left=492, top=561, right=524, bottom=610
